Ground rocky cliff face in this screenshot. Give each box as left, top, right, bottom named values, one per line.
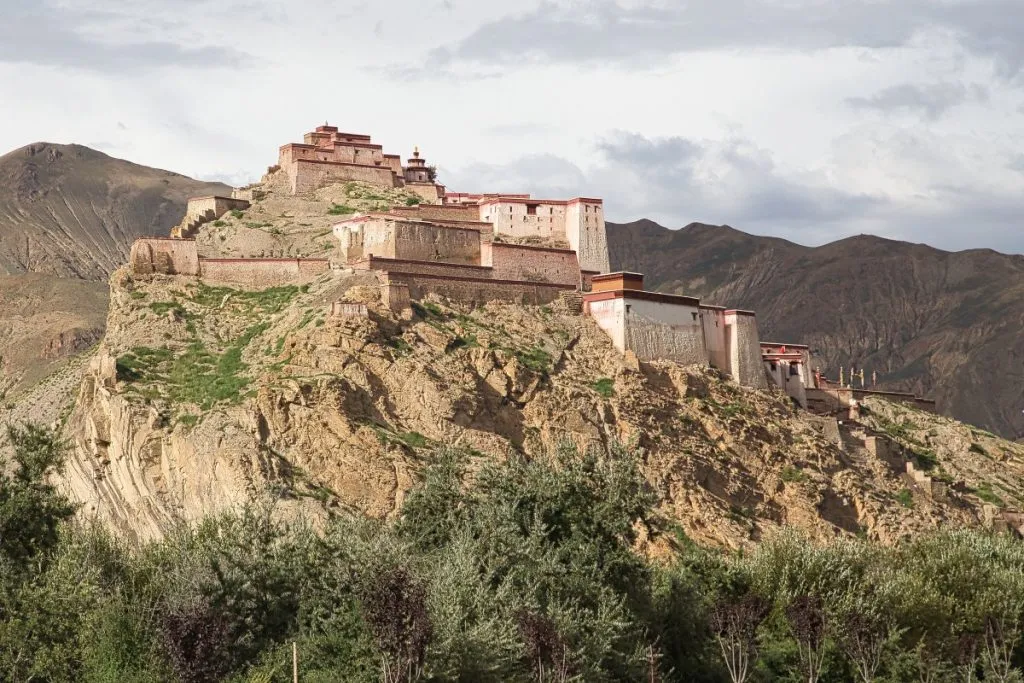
left=56, top=266, right=1024, bottom=547
left=607, top=220, right=1024, bottom=440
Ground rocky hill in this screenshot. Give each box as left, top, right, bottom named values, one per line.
left=607, top=219, right=1024, bottom=440
left=25, top=259, right=1022, bottom=548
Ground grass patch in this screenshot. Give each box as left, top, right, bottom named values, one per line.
left=973, top=482, right=1004, bottom=506
left=212, top=220, right=226, bottom=227
left=115, top=322, right=269, bottom=409
left=780, top=466, right=808, bottom=484
left=177, top=414, right=199, bottom=429
left=969, top=442, right=988, bottom=456
left=413, top=300, right=445, bottom=318
left=148, top=301, right=187, bottom=318
left=447, top=334, right=479, bottom=352
left=592, top=378, right=615, bottom=398
left=396, top=431, right=430, bottom=449
left=189, top=283, right=298, bottom=314
left=385, top=336, right=413, bottom=356
left=912, top=448, right=939, bottom=471
left=515, top=345, right=553, bottom=374
left=404, top=196, right=422, bottom=206
left=327, top=203, right=358, bottom=216
left=230, top=209, right=244, bottom=219
left=897, top=489, right=914, bottom=508
left=129, top=290, right=147, bottom=300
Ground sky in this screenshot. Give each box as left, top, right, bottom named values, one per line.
left=2, top=0, right=1024, bottom=254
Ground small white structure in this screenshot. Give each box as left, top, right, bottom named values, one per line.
left=761, top=342, right=812, bottom=407
left=582, top=272, right=767, bottom=389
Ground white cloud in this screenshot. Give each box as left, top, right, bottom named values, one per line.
left=1, top=0, right=1023, bottom=254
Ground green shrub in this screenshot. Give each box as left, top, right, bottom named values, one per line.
left=969, top=442, right=987, bottom=456
left=212, top=219, right=226, bottom=227
left=404, top=196, right=422, bottom=206
left=230, top=209, right=244, bottom=219
left=780, top=465, right=807, bottom=484
left=973, top=482, right=1004, bottom=506
left=897, top=488, right=914, bottom=507
left=327, top=204, right=358, bottom=216
left=592, top=377, right=615, bottom=397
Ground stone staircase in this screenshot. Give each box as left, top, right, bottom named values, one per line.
left=171, top=209, right=217, bottom=239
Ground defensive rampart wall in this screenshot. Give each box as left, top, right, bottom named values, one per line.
left=383, top=272, right=571, bottom=307
left=198, top=258, right=329, bottom=289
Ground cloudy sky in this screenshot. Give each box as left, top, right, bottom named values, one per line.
left=2, top=0, right=1024, bottom=253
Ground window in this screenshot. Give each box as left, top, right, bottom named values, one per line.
left=550, top=207, right=554, bottom=214
left=526, top=203, right=538, bottom=215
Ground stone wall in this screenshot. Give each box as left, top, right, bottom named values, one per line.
left=392, top=221, right=481, bottom=264
left=390, top=205, right=481, bottom=222
left=129, top=238, right=200, bottom=276
left=337, top=218, right=483, bottom=266
left=198, top=258, right=328, bottom=289
left=623, top=297, right=707, bottom=366
left=584, top=294, right=707, bottom=366
left=174, top=196, right=250, bottom=239
left=725, top=310, right=767, bottom=389
left=386, top=272, right=571, bottom=307
left=488, top=243, right=580, bottom=286
left=586, top=298, right=627, bottom=351
left=699, top=306, right=728, bottom=372
left=404, top=182, right=444, bottom=204
left=852, top=389, right=937, bottom=414
left=290, top=159, right=397, bottom=194
left=356, top=256, right=493, bottom=279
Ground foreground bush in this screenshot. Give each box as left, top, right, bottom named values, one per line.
left=4, top=424, right=1024, bottom=681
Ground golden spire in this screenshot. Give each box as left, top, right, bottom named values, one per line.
left=414, top=146, right=420, bottom=158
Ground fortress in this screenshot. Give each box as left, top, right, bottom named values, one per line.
left=128, top=123, right=934, bottom=415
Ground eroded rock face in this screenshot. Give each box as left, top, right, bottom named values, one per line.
left=61, top=273, right=1011, bottom=548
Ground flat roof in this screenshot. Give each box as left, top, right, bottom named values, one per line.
left=478, top=196, right=603, bottom=207
left=583, top=289, right=700, bottom=307
left=761, top=342, right=809, bottom=349
left=592, top=271, right=643, bottom=281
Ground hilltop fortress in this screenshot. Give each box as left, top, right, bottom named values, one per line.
left=128, top=123, right=933, bottom=416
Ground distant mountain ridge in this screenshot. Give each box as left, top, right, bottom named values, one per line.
left=607, top=219, right=1024, bottom=439
left=0, top=142, right=226, bottom=399
left=0, top=142, right=227, bottom=279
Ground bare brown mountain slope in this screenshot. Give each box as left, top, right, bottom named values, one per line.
left=0, top=142, right=228, bottom=279
left=0, top=143, right=227, bottom=401
left=607, top=219, right=1024, bottom=439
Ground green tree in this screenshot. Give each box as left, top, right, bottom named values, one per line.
left=0, top=423, right=77, bottom=572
